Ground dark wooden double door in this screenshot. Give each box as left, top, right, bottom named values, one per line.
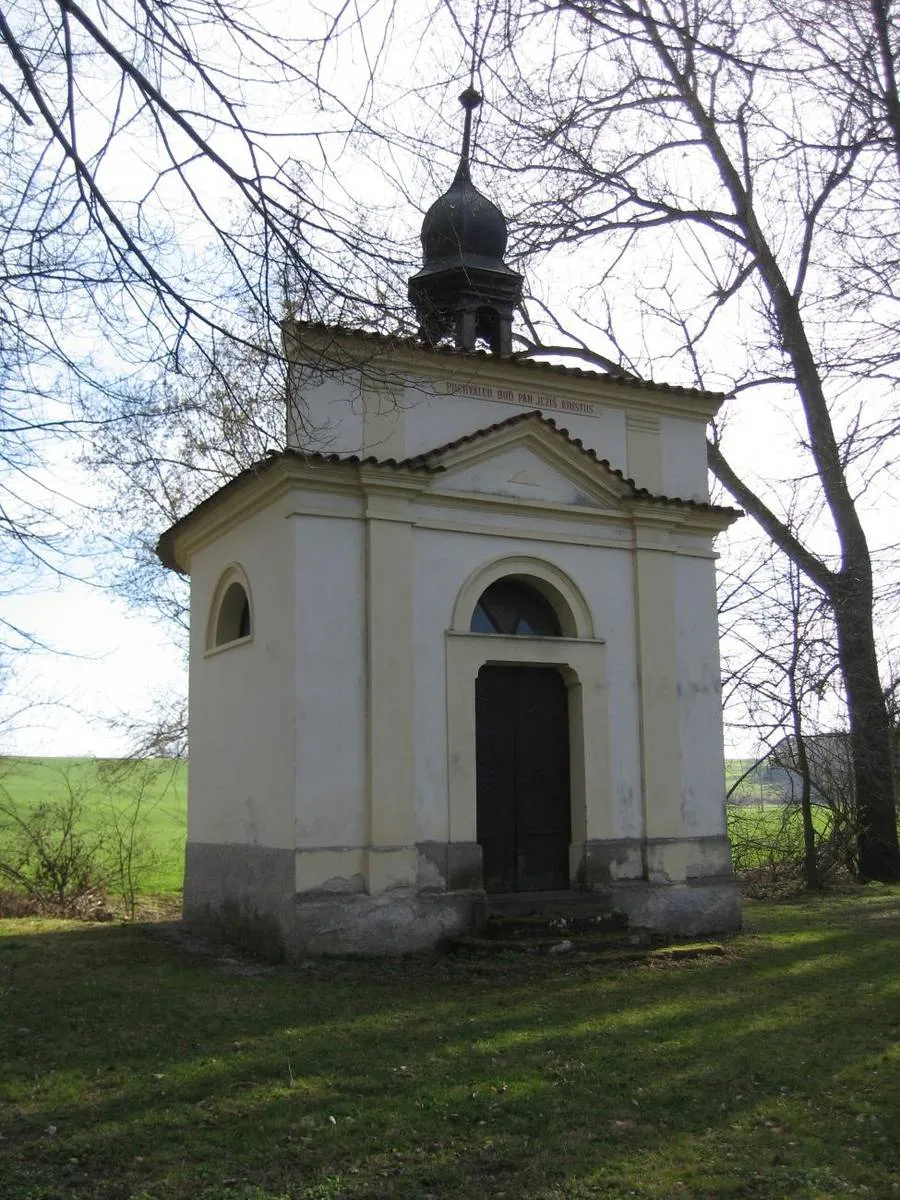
left=475, top=665, right=571, bottom=893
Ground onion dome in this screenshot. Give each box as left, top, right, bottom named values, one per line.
left=408, top=88, right=523, bottom=356
left=420, top=160, right=509, bottom=265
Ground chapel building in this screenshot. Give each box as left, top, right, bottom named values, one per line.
left=157, top=91, right=742, bottom=956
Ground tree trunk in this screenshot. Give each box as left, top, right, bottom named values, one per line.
left=785, top=574, right=820, bottom=890
left=832, top=576, right=900, bottom=881
left=794, top=739, right=819, bottom=891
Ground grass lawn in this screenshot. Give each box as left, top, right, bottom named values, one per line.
left=0, top=757, right=187, bottom=894
left=2, top=889, right=899, bottom=1199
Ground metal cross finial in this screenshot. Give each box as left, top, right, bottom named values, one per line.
left=454, top=86, right=482, bottom=183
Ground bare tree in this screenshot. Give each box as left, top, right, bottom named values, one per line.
left=0, top=1, right=400, bottom=358
left=0, top=0, right=412, bottom=670
left=720, top=523, right=844, bottom=888
left=445, top=0, right=900, bottom=880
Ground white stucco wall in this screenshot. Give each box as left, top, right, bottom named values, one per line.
left=292, top=513, right=369, bottom=844
left=410, top=528, right=454, bottom=843
left=576, top=545, right=644, bottom=839
left=659, top=414, right=710, bottom=501
left=185, top=345, right=732, bottom=899
left=288, top=364, right=365, bottom=453
left=291, top=512, right=367, bottom=847
left=286, top=349, right=718, bottom=509
left=673, top=553, right=728, bottom=835
left=188, top=505, right=296, bottom=850
left=401, top=378, right=629, bottom=467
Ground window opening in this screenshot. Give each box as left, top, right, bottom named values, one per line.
left=214, top=580, right=252, bottom=647
left=470, top=578, right=561, bottom=637
left=238, top=597, right=251, bottom=639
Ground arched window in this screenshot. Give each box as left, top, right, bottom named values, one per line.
left=207, top=567, right=253, bottom=650
left=470, top=578, right=562, bottom=637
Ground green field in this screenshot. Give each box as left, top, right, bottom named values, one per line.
left=0, top=756, right=853, bottom=903
left=1, top=889, right=899, bottom=1199
left=0, top=756, right=187, bottom=895
left=724, top=758, right=787, bottom=804
left=726, top=803, right=836, bottom=872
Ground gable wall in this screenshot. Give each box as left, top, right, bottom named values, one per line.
left=660, top=414, right=710, bottom=502
left=400, top=377, right=629, bottom=471
left=285, top=349, right=716, bottom=504
left=287, top=363, right=365, bottom=454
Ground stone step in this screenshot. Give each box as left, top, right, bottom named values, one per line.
left=451, top=934, right=635, bottom=958
left=481, top=910, right=628, bottom=939
left=472, top=890, right=619, bottom=934
left=475, top=889, right=616, bottom=916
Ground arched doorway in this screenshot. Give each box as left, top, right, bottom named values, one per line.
left=472, top=579, right=572, bottom=892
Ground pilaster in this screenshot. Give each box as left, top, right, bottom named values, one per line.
left=364, top=485, right=417, bottom=892
left=626, top=412, right=662, bottom=492
left=633, top=523, right=685, bottom=878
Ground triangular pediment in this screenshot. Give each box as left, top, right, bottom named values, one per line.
left=421, top=415, right=633, bottom=511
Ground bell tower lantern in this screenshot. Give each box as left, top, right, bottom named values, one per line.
left=408, top=88, right=523, bottom=356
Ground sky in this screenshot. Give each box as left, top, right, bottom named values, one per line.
left=3, top=582, right=185, bottom=758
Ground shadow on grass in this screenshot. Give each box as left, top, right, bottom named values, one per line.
left=1, top=890, right=899, bottom=1199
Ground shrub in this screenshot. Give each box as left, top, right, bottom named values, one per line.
left=0, top=760, right=166, bottom=919
left=0, top=771, right=108, bottom=914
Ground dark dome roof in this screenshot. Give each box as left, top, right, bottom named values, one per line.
left=408, top=86, right=523, bottom=355
left=421, top=167, right=508, bottom=265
